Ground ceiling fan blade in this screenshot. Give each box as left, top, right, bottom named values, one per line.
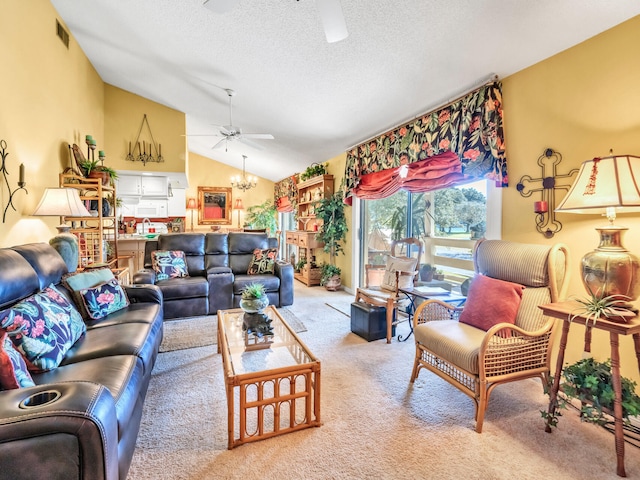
left=242, top=133, right=274, bottom=140
left=237, top=137, right=265, bottom=151
left=316, top=0, right=348, bottom=43
left=211, top=138, right=227, bottom=150
left=202, top=0, right=239, bottom=14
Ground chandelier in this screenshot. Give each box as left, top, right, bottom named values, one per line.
left=231, top=155, right=257, bottom=191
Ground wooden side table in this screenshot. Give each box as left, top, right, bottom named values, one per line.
left=540, top=301, right=640, bottom=477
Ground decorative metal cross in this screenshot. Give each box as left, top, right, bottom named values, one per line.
left=516, top=148, right=578, bottom=238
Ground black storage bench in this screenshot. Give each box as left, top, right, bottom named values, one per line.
left=350, top=301, right=395, bottom=341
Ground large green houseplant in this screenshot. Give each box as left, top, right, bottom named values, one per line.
left=244, top=200, right=278, bottom=235
left=314, top=190, right=348, bottom=290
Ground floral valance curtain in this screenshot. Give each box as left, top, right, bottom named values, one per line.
left=274, top=176, right=298, bottom=213
left=344, top=81, right=506, bottom=203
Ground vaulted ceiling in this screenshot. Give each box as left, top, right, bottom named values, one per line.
left=50, top=0, right=640, bottom=181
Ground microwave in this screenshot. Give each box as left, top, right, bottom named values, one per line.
left=134, top=200, right=167, bottom=218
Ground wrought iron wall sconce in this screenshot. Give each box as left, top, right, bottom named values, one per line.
left=125, top=114, right=164, bottom=165
left=516, top=148, right=577, bottom=238
left=1, top=139, right=28, bottom=223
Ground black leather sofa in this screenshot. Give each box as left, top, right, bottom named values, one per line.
left=133, top=232, right=294, bottom=319
left=0, top=243, right=164, bottom=480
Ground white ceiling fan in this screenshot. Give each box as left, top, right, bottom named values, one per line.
left=203, top=0, right=349, bottom=43
left=187, top=88, right=275, bottom=151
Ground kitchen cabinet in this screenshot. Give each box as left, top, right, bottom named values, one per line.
left=117, top=174, right=168, bottom=197
left=117, top=239, right=147, bottom=273
left=117, top=175, right=142, bottom=196
left=141, top=176, right=168, bottom=196
left=168, top=188, right=186, bottom=217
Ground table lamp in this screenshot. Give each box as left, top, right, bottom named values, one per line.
left=555, top=154, right=640, bottom=300
left=234, top=198, right=244, bottom=228
left=186, top=197, right=197, bottom=232
left=32, top=188, right=92, bottom=272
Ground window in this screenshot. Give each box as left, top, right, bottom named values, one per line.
left=360, top=180, right=500, bottom=288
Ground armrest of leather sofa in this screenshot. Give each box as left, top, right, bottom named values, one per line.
left=0, top=382, right=119, bottom=480
left=124, top=283, right=163, bottom=305
left=275, top=261, right=294, bottom=306
left=207, top=269, right=234, bottom=312
left=132, top=268, right=156, bottom=285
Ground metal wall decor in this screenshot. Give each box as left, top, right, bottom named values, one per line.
left=516, top=148, right=577, bottom=238
left=126, top=114, right=164, bottom=165
left=1, top=139, right=28, bottom=223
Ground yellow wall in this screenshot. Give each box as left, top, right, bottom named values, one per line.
left=0, top=0, right=104, bottom=247
left=501, top=16, right=640, bottom=382
left=104, top=85, right=187, bottom=173
left=187, top=151, right=275, bottom=231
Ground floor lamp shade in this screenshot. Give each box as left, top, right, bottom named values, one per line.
left=556, top=155, right=640, bottom=300
left=32, top=188, right=92, bottom=273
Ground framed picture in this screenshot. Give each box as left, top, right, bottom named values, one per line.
left=198, top=186, right=232, bottom=225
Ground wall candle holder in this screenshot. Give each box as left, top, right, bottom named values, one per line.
left=125, top=114, right=164, bottom=165
left=1, top=139, right=28, bottom=223
left=516, top=148, right=577, bottom=238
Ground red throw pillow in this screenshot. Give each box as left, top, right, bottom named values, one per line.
left=459, top=275, right=525, bottom=332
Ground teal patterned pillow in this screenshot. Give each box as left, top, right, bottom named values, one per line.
left=0, top=332, right=35, bottom=389
left=80, top=278, right=130, bottom=320
left=0, top=284, right=86, bottom=372
left=151, top=250, right=189, bottom=281
left=247, top=248, right=278, bottom=275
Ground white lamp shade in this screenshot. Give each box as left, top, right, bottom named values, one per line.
left=555, top=155, right=640, bottom=215
left=32, top=188, right=92, bottom=217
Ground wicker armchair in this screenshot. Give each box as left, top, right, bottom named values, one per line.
left=355, top=238, right=423, bottom=343
left=410, top=239, right=570, bottom=432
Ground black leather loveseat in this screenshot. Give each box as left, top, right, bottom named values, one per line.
left=0, top=243, right=164, bottom=480
left=133, top=232, right=294, bottom=319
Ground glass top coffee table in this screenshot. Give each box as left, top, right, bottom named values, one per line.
left=217, top=305, right=321, bottom=449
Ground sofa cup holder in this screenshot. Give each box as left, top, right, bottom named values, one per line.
left=19, top=390, right=62, bottom=409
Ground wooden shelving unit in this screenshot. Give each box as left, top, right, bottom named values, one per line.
left=286, top=174, right=334, bottom=286
left=60, top=173, right=118, bottom=268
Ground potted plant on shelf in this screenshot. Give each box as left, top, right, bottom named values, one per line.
left=79, top=159, right=118, bottom=186
left=245, top=200, right=278, bottom=235
left=315, top=190, right=348, bottom=291
left=300, top=162, right=328, bottom=182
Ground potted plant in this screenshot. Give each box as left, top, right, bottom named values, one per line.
left=315, top=190, right=348, bottom=291
left=320, top=263, right=341, bottom=290
left=79, top=159, right=118, bottom=186
left=542, top=357, right=640, bottom=428
left=245, top=200, right=278, bottom=235
left=433, top=269, right=445, bottom=281
left=419, top=264, right=434, bottom=282
left=300, top=162, right=328, bottom=182
left=295, top=258, right=307, bottom=273
left=239, top=283, right=269, bottom=314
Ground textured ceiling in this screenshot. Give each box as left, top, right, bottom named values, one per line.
left=50, top=0, right=640, bottom=181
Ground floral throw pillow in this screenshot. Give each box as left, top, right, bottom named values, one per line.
left=247, top=248, right=278, bottom=275
left=0, top=332, right=35, bottom=389
left=0, top=284, right=86, bottom=372
left=151, top=250, right=189, bottom=281
left=79, top=278, right=130, bottom=320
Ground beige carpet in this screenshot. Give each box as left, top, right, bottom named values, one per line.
left=129, top=285, right=640, bottom=480
left=159, top=308, right=306, bottom=353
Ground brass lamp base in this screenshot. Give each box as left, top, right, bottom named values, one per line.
left=582, top=226, right=640, bottom=301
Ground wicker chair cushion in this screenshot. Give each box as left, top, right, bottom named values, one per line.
left=514, top=286, right=551, bottom=331
left=414, top=320, right=487, bottom=374
left=474, top=240, right=551, bottom=288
